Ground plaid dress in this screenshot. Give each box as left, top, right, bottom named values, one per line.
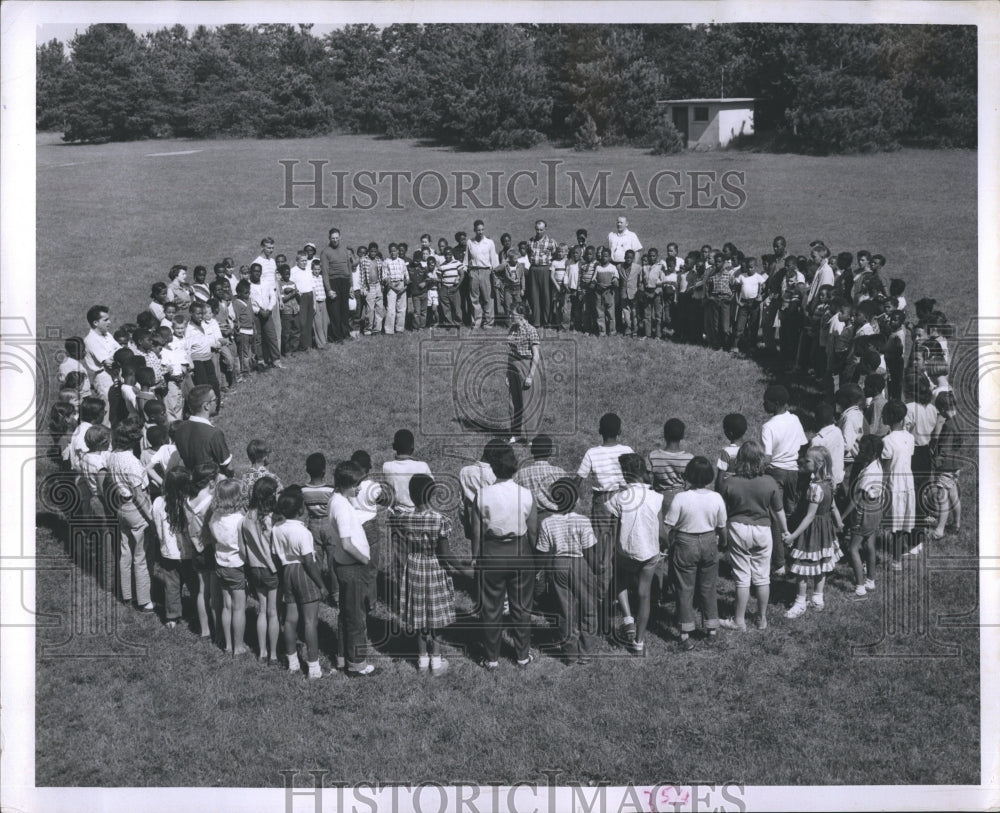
left=389, top=509, right=455, bottom=631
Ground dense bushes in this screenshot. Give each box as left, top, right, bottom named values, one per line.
left=38, top=23, right=977, bottom=153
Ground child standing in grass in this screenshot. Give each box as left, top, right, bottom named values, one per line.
left=302, top=453, right=337, bottom=605
left=715, top=412, right=747, bottom=486
left=389, top=474, right=458, bottom=675
left=930, top=391, right=962, bottom=540
left=154, top=467, right=198, bottom=630
left=663, top=457, right=727, bottom=651
left=208, top=478, right=248, bottom=656
left=784, top=446, right=843, bottom=618
left=844, top=435, right=884, bottom=600
left=185, top=462, right=219, bottom=640
left=241, top=476, right=281, bottom=665
left=272, top=487, right=326, bottom=678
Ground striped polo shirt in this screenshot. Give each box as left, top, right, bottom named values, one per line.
left=576, top=444, right=634, bottom=493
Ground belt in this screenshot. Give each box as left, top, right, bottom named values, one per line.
left=470, top=266, right=490, bottom=271
left=484, top=531, right=519, bottom=543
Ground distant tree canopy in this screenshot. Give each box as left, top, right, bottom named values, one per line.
left=37, top=23, right=977, bottom=153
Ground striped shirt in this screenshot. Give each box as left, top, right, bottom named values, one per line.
left=593, top=264, right=619, bottom=290
left=437, top=259, right=465, bottom=288
left=302, top=484, right=335, bottom=522
left=578, top=261, right=598, bottom=288
left=576, top=444, right=633, bottom=492
left=536, top=512, right=596, bottom=557
left=514, top=460, right=566, bottom=512
left=647, top=449, right=693, bottom=492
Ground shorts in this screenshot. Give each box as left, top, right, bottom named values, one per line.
left=192, top=548, right=215, bottom=573
left=216, top=565, right=247, bottom=592
left=614, top=551, right=662, bottom=594
left=247, top=565, right=279, bottom=594
left=281, top=562, right=323, bottom=606
left=726, top=522, right=772, bottom=588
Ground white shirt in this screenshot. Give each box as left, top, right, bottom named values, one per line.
left=476, top=480, right=533, bottom=537
left=459, top=461, right=496, bottom=504
left=761, top=411, right=807, bottom=471
left=83, top=328, right=119, bottom=375
left=159, top=336, right=191, bottom=377
left=349, top=478, right=383, bottom=525
left=382, top=458, right=432, bottom=512
left=253, top=254, right=278, bottom=294
left=210, top=512, right=245, bottom=568
left=807, top=260, right=835, bottom=304
left=811, top=425, right=845, bottom=485
left=67, top=421, right=93, bottom=472
left=290, top=264, right=314, bottom=295
left=663, top=488, right=727, bottom=534
left=466, top=236, right=499, bottom=269
left=607, top=229, right=642, bottom=263
left=271, top=518, right=315, bottom=566
left=249, top=281, right=277, bottom=314
left=328, top=492, right=370, bottom=564
left=606, top=483, right=663, bottom=561
left=737, top=271, right=768, bottom=302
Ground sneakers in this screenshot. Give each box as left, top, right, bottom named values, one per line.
left=621, top=616, right=636, bottom=643
left=718, top=618, right=747, bottom=631
left=847, top=586, right=868, bottom=602
left=346, top=663, right=377, bottom=677
left=810, top=595, right=825, bottom=611
left=138, top=601, right=156, bottom=614
left=480, top=659, right=500, bottom=672
left=417, top=656, right=430, bottom=672
left=864, top=578, right=876, bottom=591
left=629, top=640, right=646, bottom=657
left=785, top=601, right=808, bottom=619
left=430, top=657, right=449, bottom=675
left=678, top=636, right=695, bottom=652
left=271, top=359, right=286, bottom=369
left=307, top=662, right=323, bottom=680
left=165, top=619, right=178, bottom=630
left=516, top=653, right=535, bottom=670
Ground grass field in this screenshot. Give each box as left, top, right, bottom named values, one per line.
left=33, top=134, right=980, bottom=787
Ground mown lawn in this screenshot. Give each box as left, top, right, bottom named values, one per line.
left=34, top=134, right=980, bottom=787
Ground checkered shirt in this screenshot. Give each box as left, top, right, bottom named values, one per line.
left=358, top=256, right=380, bottom=289
left=514, top=460, right=566, bottom=512
left=507, top=322, right=540, bottom=359
left=382, top=257, right=409, bottom=288
left=536, top=512, right=597, bottom=557
left=140, top=349, right=165, bottom=386
left=710, top=269, right=735, bottom=298
left=528, top=235, right=557, bottom=266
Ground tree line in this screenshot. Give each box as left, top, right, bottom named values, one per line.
left=37, top=23, right=976, bottom=153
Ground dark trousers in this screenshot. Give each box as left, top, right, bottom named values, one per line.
left=735, top=300, right=761, bottom=351
left=912, top=444, right=933, bottom=524
left=256, top=308, right=281, bottom=364
left=328, top=277, right=352, bottom=341
left=527, top=265, right=551, bottom=327
left=672, top=531, right=720, bottom=633
left=766, top=466, right=800, bottom=570
left=159, top=557, right=198, bottom=621
left=549, top=556, right=597, bottom=655
left=590, top=492, right=617, bottom=633
left=478, top=535, right=535, bottom=662
left=192, top=358, right=220, bottom=405
left=706, top=298, right=732, bottom=349
left=334, top=562, right=372, bottom=667
left=280, top=310, right=299, bottom=354
left=439, top=286, right=463, bottom=328
left=410, top=293, right=428, bottom=329
left=293, top=291, right=314, bottom=351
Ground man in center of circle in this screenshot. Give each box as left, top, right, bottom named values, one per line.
left=506, top=304, right=542, bottom=445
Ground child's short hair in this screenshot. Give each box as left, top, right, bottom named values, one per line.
left=889, top=278, right=906, bottom=297
left=79, top=396, right=107, bottom=425
left=305, top=452, right=326, bottom=478
left=856, top=250, right=871, bottom=263
left=143, top=399, right=166, bottom=423
left=136, top=311, right=160, bottom=331
left=146, top=424, right=169, bottom=449
left=408, top=473, right=435, bottom=507
left=722, top=413, right=748, bottom=441
left=246, top=439, right=270, bottom=464
left=392, top=429, right=415, bottom=455
left=156, top=326, right=173, bottom=344
left=333, top=461, right=364, bottom=490
left=248, top=476, right=280, bottom=515
left=836, top=383, right=865, bottom=409
left=64, top=336, right=86, bottom=360
left=882, top=399, right=908, bottom=426
left=151, top=281, right=168, bottom=298
left=835, top=251, right=853, bottom=271
left=935, top=390, right=957, bottom=414
left=814, top=402, right=836, bottom=429
left=276, top=487, right=304, bottom=520
left=598, top=412, right=621, bottom=439
left=763, top=385, right=789, bottom=409
left=683, top=456, right=715, bottom=489
left=804, top=445, right=833, bottom=481
left=863, top=373, right=886, bottom=398
left=854, top=300, right=877, bottom=320
left=63, top=371, right=85, bottom=392
left=350, top=450, right=372, bottom=473
left=663, top=419, right=686, bottom=443
left=548, top=477, right=580, bottom=514
left=277, top=263, right=291, bottom=279
left=619, top=453, right=647, bottom=482
left=235, top=279, right=251, bottom=295
left=489, top=447, right=519, bottom=481
left=530, top=434, right=553, bottom=460
left=872, top=254, right=886, bottom=266
left=84, top=423, right=111, bottom=452
left=112, top=420, right=142, bottom=449
left=136, top=366, right=156, bottom=388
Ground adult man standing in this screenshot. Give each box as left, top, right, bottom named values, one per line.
left=466, top=219, right=499, bottom=330
left=252, top=236, right=279, bottom=304
left=320, top=227, right=354, bottom=342
left=83, top=304, right=120, bottom=401
left=248, top=263, right=283, bottom=368
left=172, top=385, right=234, bottom=476
left=527, top=219, right=556, bottom=328
left=607, top=216, right=642, bottom=265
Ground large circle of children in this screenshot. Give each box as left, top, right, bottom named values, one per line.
left=49, top=225, right=962, bottom=676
